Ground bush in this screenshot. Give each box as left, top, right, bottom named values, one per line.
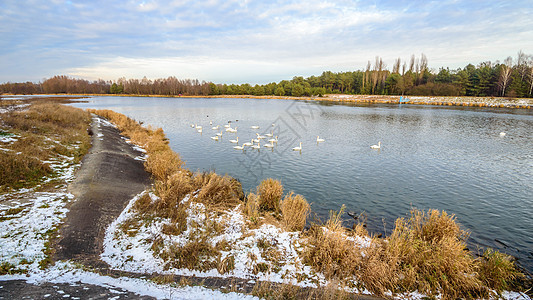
left=257, top=178, right=283, bottom=212
left=281, top=192, right=310, bottom=231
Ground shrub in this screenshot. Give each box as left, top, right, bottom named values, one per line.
left=281, top=192, right=310, bottom=231
left=257, top=178, right=283, bottom=212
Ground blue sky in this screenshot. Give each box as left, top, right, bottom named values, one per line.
left=1, top=0, right=532, bottom=84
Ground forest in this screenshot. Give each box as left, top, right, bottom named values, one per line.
left=2, top=52, right=532, bottom=98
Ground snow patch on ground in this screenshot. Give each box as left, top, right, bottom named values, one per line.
left=0, top=262, right=259, bottom=300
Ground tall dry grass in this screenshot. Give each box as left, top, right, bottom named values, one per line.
left=1, top=103, right=91, bottom=191
left=303, top=206, right=363, bottom=280
left=281, top=192, right=310, bottom=232
left=257, top=178, right=283, bottom=212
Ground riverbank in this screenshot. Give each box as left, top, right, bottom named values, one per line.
left=3, top=93, right=531, bottom=109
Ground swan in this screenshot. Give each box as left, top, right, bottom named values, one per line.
left=195, top=124, right=202, bottom=129
left=268, top=136, right=278, bottom=143
left=264, top=141, right=274, bottom=148
left=197, top=128, right=203, bottom=133
left=209, top=121, right=213, bottom=125
left=251, top=142, right=260, bottom=150
left=256, top=133, right=266, bottom=139
left=233, top=144, right=245, bottom=150
left=265, top=131, right=273, bottom=137
left=212, top=125, right=220, bottom=130
left=224, top=124, right=231, bottom=128
left=292, top=142, right=302, bottom=151
left=211, top=136, right=219, bottom=141
left=252, top=138, right=260, bottom=143
left=316, top=136, right=325, bottom=143
left=500, top=132, right=506, bottom=137
left=216, top=131, right=223, bottom=137
left=243, top=139, right=253, bottom=147
left=370, top=141, right=381, bottom=149
left=229, top=137, right=239, bottom=144
left=227, top=127, right=238, bottom=133
left=190, top=124, right=195, bottom=128
left=251, top=125, right=259, bottom=129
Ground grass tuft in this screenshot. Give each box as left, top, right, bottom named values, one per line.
left=280, top=192, right=310, bottom=232
left=257, top=178, right=283, bottom=212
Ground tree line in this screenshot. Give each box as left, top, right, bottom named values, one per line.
left=2, top=52, right=532, bottom=98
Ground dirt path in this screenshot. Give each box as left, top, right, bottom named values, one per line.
left=55, top=116, right=151, bottom=265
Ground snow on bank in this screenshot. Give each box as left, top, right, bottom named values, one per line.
left=102, top=191, right=368, bottom=290
left=0, top=261, right=258, bottom=300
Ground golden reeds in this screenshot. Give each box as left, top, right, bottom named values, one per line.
left=281, top=192, right=310, bottom=232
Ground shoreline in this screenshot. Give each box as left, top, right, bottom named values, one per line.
left=3, top=93, right=532, bottom=109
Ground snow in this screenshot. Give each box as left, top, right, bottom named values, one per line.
left=0, top=262, right=259, bottom=300
left=0, top=135, right=18, bottom=143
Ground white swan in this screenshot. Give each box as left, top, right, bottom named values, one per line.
left=229, top=137, right=239, bottom=144
left=190, top=124, right=195, bottom=128
left=268, top=136, right=278, bottom=143
left=256, top=133, right=266, bottom=139
left=370, top=141, right=381, bottom=149
left=224, top=124, right=231, bottom=128
left=252, top=138, right=260, bottom=143
left=500, top=132, right=506, bottom=137
left=265, top=131, right=273, bottom=137
left=209, top=121, right=213, bottom=125
left=292, top=142, right=302, bottom=151
left=316, top=136, right=325, bottom=143
left=233, top=144, right=245, bottom=150
left=251, top=142, right=260, bottom=150
left=212, top=125, right=220, bottom=130
left=264, top=141, right=274, bottom=148
left=195, top=124, right=202, bottom=129
left=197, top=128, right=203, bottom=133
left=227, top=127, right=237, bottom=133
left=243, top=139, right=253, bottom=147
left=211, top=136, right=219, bottom=141
left=216, top=131, right=223, bottom=137
left=251, top=125, right=260, bottom=129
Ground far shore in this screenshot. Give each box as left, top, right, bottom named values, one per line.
left=2, top=93, right=532, bottom=109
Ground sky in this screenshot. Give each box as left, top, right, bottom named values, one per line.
left=1, top=0, right=532, bottom=84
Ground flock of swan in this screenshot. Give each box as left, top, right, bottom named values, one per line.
left=191, top=120, right=383, bottom=152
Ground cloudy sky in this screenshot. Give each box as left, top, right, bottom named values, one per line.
left=1, top=0, right=532, bottom=84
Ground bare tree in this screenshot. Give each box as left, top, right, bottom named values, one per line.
left=393, top=57, right=401, bottom=74
left=409, top=54, right=415, bottom=73
left=498, top=56, right=513, bottom=96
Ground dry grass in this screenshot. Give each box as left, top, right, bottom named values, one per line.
left=478, top=248, right=521, bottom=292
left=0, top=103, right=91, bottom=191
left=243, top=192, right=260, bottom=223
left=257, top=178, right=283, bottom=212
left=281, top=192, right=310, bottom=232
left=383, top=209, right=484, bottom=298
left=302, top=206, right=363, bottom=281
left=192, top=172, right=244, bottom=211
